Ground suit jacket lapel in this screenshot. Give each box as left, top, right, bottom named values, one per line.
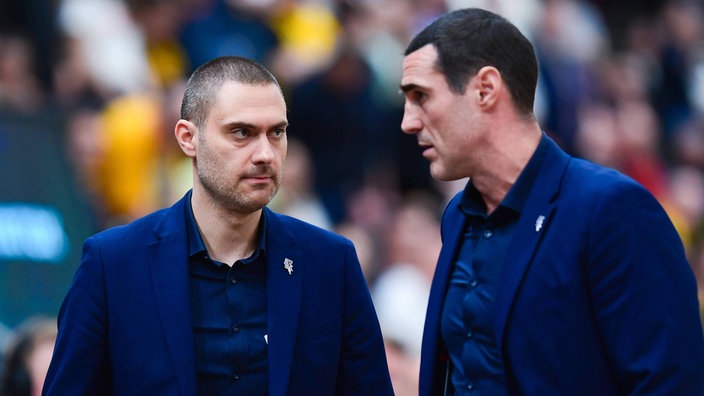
left=493, top=137, right=570, bottom=350
left=264, top=209, right=303, bottom=396
left=420, top=194, right=465, bottom=395
left=429, top=196, right=466, bottom=333
left=148, top=194, right=196, bottom=395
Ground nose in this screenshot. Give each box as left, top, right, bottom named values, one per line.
left=400, top=103, right=422, bottom=135
left=252, top=134, right=276, bottom=164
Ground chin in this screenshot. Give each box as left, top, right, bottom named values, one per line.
left=429, top=167, right=450, bottom=182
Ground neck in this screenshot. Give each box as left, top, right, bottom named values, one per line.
left=191, top=189, right=262, bottom=265
left=472, top=121, right=542, bottom=214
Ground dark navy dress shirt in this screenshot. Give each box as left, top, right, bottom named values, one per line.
left=441, top=137, right=548, bottom=395
left=186, top=199, right=268, bottom=395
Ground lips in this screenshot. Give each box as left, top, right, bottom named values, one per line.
left=418, top=142, right=434, bottom=158
left=246, top=175, right=273, bottom=181
left=244, top=166, right=276, bottom=181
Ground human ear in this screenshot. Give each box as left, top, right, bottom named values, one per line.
left=175, top=119, right=197, bottom=157
left=475, top=66, right=502, bottom=108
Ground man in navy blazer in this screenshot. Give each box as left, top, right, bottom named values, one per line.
left=43, top=56, right=393, bottom=395
left=399, top=8, right=704, bottom=395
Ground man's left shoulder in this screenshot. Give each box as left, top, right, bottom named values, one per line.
left=564, top=157, right=653, bottom=199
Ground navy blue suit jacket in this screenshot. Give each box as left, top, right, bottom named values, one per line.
left=419, top=136, right=704, bottom=395
left=43, top=193, right=393, bottom=395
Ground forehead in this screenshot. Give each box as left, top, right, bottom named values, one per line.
left=401, top=44, right=444, bottom=88
left=209, top=81, right=287, bottom=123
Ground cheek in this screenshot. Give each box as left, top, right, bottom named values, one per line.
left=276, top=145, right=287, bottom=165
left=432, top=116, right=463, bottom=149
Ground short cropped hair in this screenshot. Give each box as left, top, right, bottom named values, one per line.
left=405, top=8, right=538, bottom=115
left=180, top=56, right=282, bottom=129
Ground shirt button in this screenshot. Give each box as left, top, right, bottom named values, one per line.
left=230, top=277, right=237, bottom=285
left=467, top=329, right=473, bottom=339
left=231, top=324, right=239, bottom=333
left=483, top=230, right=493, bottom=239
left=231, top=373, right=240, bottom=382
left=470, top=279, right=478, bottom=288
left=467, top=382, right=474, bottom=390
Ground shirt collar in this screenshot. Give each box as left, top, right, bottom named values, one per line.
left=186, top=192, right=268, bottom=260
left=460, top=133, right=549, bottom=216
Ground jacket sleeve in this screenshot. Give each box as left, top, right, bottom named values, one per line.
left=43, top=236, right=112, bottom=395
left=586, top=180, right=704, bottom=394
left=335, top=240, right=395, bottom=395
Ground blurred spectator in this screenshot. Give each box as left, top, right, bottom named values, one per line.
left=287, top=42, right=400, bottom=223
left=0, top=0, right=58, bottom=90
left=126, top=0, right=191, bottom=89
left=371, top=193, right=442, bottom=396
left=335, top=220, right=380, bottom=284
left=269, top=138, right=333, bottom=230
left=179, top=0, right=281, bottom=72
left=589, top=0, right=667, bottom=51
left=93, top=92, right=165, bottom=225
left=671, top=116, right=704, bottom=169
left=346, top=0, right=442, bottom=197
left=383, top=339, right=420, bottom=396
left=0, top=34, right=45, bottom=113
left=57, top=0, right=155, bottom=97
left=574, top=103, right=621, bottom=168
left=534, top=0, right=609, bottom=154
left=268, top=0, right=340, bottom=86
left=372, top=194, right=441, bottom=356
left=615, top=99, right=670, bottom=200
left=0, top=317, right=57, bottom=396
left=347, top=0, right=414, bottom=105
left=62, top=103, right=109, bottom=224
left=664, top=166, right=704, bottom=254
left=447, top=0, right=543, bottom=38
left=651, top=0, right=704, bottom=139
left=51, top=35, right=103, bottom=108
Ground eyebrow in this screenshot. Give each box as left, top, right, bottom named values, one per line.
left=399, top=83, right=421, bottom=95
left=222, top=120, right=289, bottom=130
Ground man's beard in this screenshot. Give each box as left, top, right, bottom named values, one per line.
left=195, top=137, right=281, bottom=214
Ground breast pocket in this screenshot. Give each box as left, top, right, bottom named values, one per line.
left=298, top=317, right=341, bottom=353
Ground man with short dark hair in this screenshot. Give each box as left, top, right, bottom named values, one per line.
left=43, top=56, right=394, bottom=396
left=400, top=8, right=704, bottom=395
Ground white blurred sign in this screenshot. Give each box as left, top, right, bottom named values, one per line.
left=0, top=203, right=69, bottom=264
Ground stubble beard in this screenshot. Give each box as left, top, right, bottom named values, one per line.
left=196, top=139, right=280, bottom=215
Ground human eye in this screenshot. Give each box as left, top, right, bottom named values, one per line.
left=232, top=128, right=248, bottom=139
left=270, top=127, right=286, bottom=139
left=399, top=83, right=430, bottom=106
left=410, top=90, right=428, bottom=105
left=401, top=87, right=427, bottom=106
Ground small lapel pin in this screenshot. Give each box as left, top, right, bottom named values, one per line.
left=535, top=215, right=546, bottom=232
left=283, top=258, right=293, bottom=275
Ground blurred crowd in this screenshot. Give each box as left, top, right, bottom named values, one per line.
left=1, top=0, right=704, bottom=394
